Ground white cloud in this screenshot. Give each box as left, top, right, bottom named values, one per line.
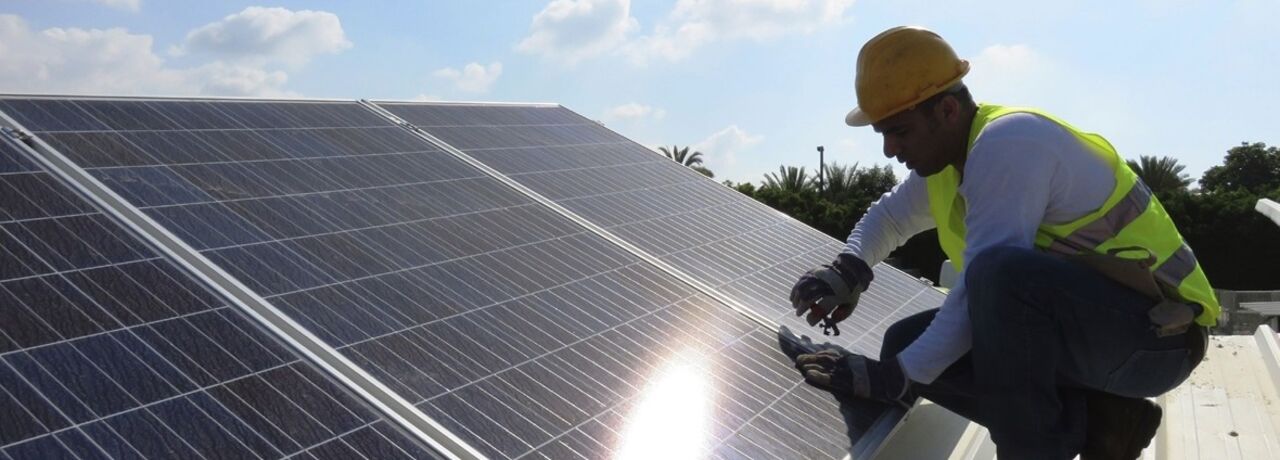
left=604, top=103, right=666, bottom=121
left=518, top=0, right=854, bottom=65
left=0, top=15, right=189, bottom=95
left=175, top=6, right=351, bottom=68
left=412, top=94, right=441, bottom=102
left=970, top=44, right=1044, bottom=73
left=693, top=125, right=762, bottom=169
left=517, top=0, right=639, bottom=63
left=629, top=0, right=854, bottom=64
left=623, top=22, right=714, bottom=64
left=91, top=0, right=140, bottom=12
left=836, top=137, right=859, bottom=154
left=669, top=0, right=852, bottom=41
left=191, top=62, right=291, bottom=97
left=433, top=62, right=503, bottom=93
left=0, top=14, right=329, bottom=97
left=965, top=44, right=1059, bottom=106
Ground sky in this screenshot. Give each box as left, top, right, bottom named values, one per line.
left=2, top=0, right=1276, bottom=185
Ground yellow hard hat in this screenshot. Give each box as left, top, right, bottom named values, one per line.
left=845, top=26, right=970, bottom=127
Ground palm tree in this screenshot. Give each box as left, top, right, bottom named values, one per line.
left=820, top=162, right=898, bottom=199
left=762, top=166, right=813, bottom=193
left=1126, top=155, right=1192, bottom=195
left=822, top=162, right=859, bottom=197
left=658, top=145, right=714, bottom=178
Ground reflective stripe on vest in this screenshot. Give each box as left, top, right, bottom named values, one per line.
left=1155, top=244, right=1199, bottom=288
left=1046, top=180, right=1152, bottom=251
left=1045, top=181, right=1200, bottom=288
left=926, top=104, right=1220, bottom=326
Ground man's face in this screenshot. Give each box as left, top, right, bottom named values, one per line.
left=871, top=103, right=956, bottom=177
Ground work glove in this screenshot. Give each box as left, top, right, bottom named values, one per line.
left=789, top=253, right=873, bottom=335
left=795, top=349, right=914, bottom=409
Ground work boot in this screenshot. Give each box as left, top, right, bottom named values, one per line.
left=1080, top=392, right=1162, bottom=460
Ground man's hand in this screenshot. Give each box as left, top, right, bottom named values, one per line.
left=795, top=349, right=913, bottom=408
left=790, top=254, right=873, bottom=333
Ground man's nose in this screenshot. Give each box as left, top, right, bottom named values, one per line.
left=883, top=137, right=900, bottom=158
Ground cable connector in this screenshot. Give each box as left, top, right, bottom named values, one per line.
left=1, top=126, right=31, bottom=141
left=819, top=317, right=840, bottom=336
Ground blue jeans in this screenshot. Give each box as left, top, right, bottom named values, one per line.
left=880, top=246, right=1206, bottom=459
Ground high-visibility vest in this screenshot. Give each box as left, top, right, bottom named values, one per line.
left=926, top=104, right=1220, bottom=326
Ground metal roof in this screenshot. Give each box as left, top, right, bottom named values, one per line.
left=871, top=326, right=1280, bottom=460
left=1242, top=301, right=1280, bottom=316
left=1257, top=199, right=1280, bottom=228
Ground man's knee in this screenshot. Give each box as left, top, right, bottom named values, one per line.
left=880, top=310, right=937, bottom=362
left=964, top=246, right=1040, bottom=294
left=965, top=246, right=1048, bottom=327
left=962, top=247, right=1034, bottom=287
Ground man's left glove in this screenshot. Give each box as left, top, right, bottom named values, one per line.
left=790, top=253, right=873, bottom=334
left=795, top=349, right=914, bottom=409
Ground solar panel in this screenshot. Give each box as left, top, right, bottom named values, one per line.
left=0, top=96, right=891, bottom=459
left=374, top=102, right=946, bottom=355
left=0, top=134, right=438, bottom=459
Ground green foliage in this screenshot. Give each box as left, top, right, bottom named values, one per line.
left=723, top=180, right=756, bottom=195
left=736, top=162, right=945, bottom=278
left=1126, top=155, right=1192, bottom=195
left=1159, top=185, right=1280, bottom=290
left=822, top=163, right=896, bottom=208
left=658, top=145, right=714, bottom=178
left=762, top=166, right=813, bottom=193
left=821, top=162, right=859, bottom=197
left=1199, top=142, right=1280, bottom=194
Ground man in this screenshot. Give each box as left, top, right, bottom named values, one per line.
left=789, top=26, right=1217, bottom=460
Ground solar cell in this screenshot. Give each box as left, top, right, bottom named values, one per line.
left=0, top=96, right=891, bottom=459
left=375, top=102, right=946, bottom=355
left=0, top=134, right=438, bottom=459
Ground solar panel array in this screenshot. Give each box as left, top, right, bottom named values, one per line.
left=0, top=96, right=938, bottom=459
left=0, top=133, right=437, bottom=459
left=376, top=102, right=946, bottom=355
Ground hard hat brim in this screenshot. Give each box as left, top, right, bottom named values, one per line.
left=845, top=107, right=873, bottom=127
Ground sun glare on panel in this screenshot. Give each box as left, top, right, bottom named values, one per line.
left=615, top=359, right=715, bottom=460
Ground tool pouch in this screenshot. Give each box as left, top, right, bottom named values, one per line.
left=1148, top=299, right=1197, bottom=337
left=1057, top=245, right=1199, bottom=338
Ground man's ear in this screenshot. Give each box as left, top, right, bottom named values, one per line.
left=939, top=95, right=961, bottom=124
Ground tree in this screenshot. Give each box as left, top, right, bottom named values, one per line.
left=658, top=145, right=714, bottom=178
left=822, top=163, right=861, bottom=198
left=821, top=162, right=897, bottom=213
left=723, top=180, right=757, bottom=196
left=740, top=160, right=954, bottom=281
left=848, top=164, right=896, bottom=201
left=762, top=166, right=813, bottom=193
left=1126, top=155, right=1192, bottom=195
left=1153, top=141, right=1280, bottom=290
left=1159, top=186, right=1280, bottom=290
left=1199, top=142, right=1280, bottom=194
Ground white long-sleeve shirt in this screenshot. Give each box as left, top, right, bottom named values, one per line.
left=842, top=112, right=1116, bottom=384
